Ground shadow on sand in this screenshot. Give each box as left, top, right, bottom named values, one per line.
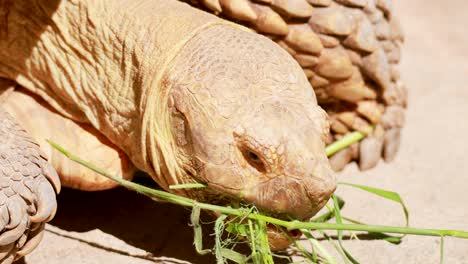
left=18, top=177, right=291, bottom=263
left=38, top=183, right=217, bottom=263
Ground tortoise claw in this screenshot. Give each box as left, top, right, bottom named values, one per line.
left=0, top=217, right=28, bottom=247
left=30, top=179, right=57, bottom=223
left=0, top=244, right=15, bottom=261
left=0, top=107, right=60, bottom=260
left=0, top=206, right=9, bottom=230
left=43, top=162, right=61, bottom=194
left=0, top=253, right=14, bottom=264
left=5, top=197, right=25, bottom=229
left=16, top=223, right=45, bottom=257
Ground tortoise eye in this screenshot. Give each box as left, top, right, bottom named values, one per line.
left=234, top=131, right=267, bottom=173
left=248, top=151, right=260, bottom=162
left=241, top=149, right=267, bottom=173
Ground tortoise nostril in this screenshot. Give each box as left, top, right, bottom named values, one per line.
left=241, top=149, right=267, bottom=173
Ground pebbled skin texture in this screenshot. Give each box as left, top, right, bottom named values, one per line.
left=0, top=107, right=60, bottom=263
left=186, top=0, right=407, bottom=171
left=2, top=90, right=136, bottom=191
left=167, top=25, right=336, bottom=222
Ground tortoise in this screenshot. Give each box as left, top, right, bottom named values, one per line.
left=0, top=0, right=403, bottom=262
left=185, top=0, right=407, bottom=171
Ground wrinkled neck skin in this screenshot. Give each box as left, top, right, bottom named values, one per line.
left=167, top=26, right=336, bottom=220
left=0, top=0, right=228, bottom=194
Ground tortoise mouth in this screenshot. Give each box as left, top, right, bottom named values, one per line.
left=190, top=184, right=314, bottom=251
left=209, top=202, right=306, bottom=251
left=266, top=223, right=303, bottom=251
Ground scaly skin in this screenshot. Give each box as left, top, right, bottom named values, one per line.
left=0, top=0, right=336, bottom=255
left=0, top=107, right=60, bottom=263
left=167, top=25, right=335, bottom=220
left=187, top=0, right=407, bottom=171
left=2, top=90, right=136, bottom=191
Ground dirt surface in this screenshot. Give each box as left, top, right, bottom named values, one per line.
left=20, top=0, right=468, bottom=263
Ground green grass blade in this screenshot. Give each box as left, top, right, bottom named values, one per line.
left=169, top=183, right=207, bottom=189
left=284, top=228, right=318, bottom=262
left=220, top=248, right=247, bottom=264
left=48, top=141, right=468, bottom=239
left=331, top=195, right=346, bottom=262
left=311, top=196, right=345, bottom=223
left=326, top=131, right=368, bottom=157
left=318, top=230, right=349, bottom=264
left=225, top=223, right=249, bottom=237
left=310, top=238, right=337, bottom=264
left=440, top=236, right=445, bottom=264
left=332, top=195, right=360, bottom=264
left=342, top=217, right=402, bottom=244
left=191, top=206, right=211, bottom=255
left=338, top=182, right=409, bottom=227
left=215, top=214, right=228, bottom=264
left=256, top=219, right=274, bottom=264
left=247, top=219, right=258, bottom=262
left=247, top=218, right=274, bottom=264
left=299, top=229, right=319, bottom=262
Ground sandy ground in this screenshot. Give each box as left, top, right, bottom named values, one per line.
left=18, top=0, right=468, bottom=263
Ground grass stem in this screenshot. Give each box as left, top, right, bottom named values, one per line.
left=326, top=131, right=368, bottom=157
left=48, top=140, right=468, bottom=241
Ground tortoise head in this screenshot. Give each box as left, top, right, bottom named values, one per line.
left=166, top=25, right=336, bottom=236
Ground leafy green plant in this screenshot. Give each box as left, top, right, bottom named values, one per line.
left=48, top=131, right=468, bottom=264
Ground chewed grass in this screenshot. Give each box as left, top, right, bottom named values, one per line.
left=48, top=132, right=468, bottom=264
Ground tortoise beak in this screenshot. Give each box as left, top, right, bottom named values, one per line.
left=242, top=169, right=336, bottom=221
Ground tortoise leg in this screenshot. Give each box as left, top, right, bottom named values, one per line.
left=0, top=107, right=60, bottom=263
left=2, top=90, right=136, bottom=191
